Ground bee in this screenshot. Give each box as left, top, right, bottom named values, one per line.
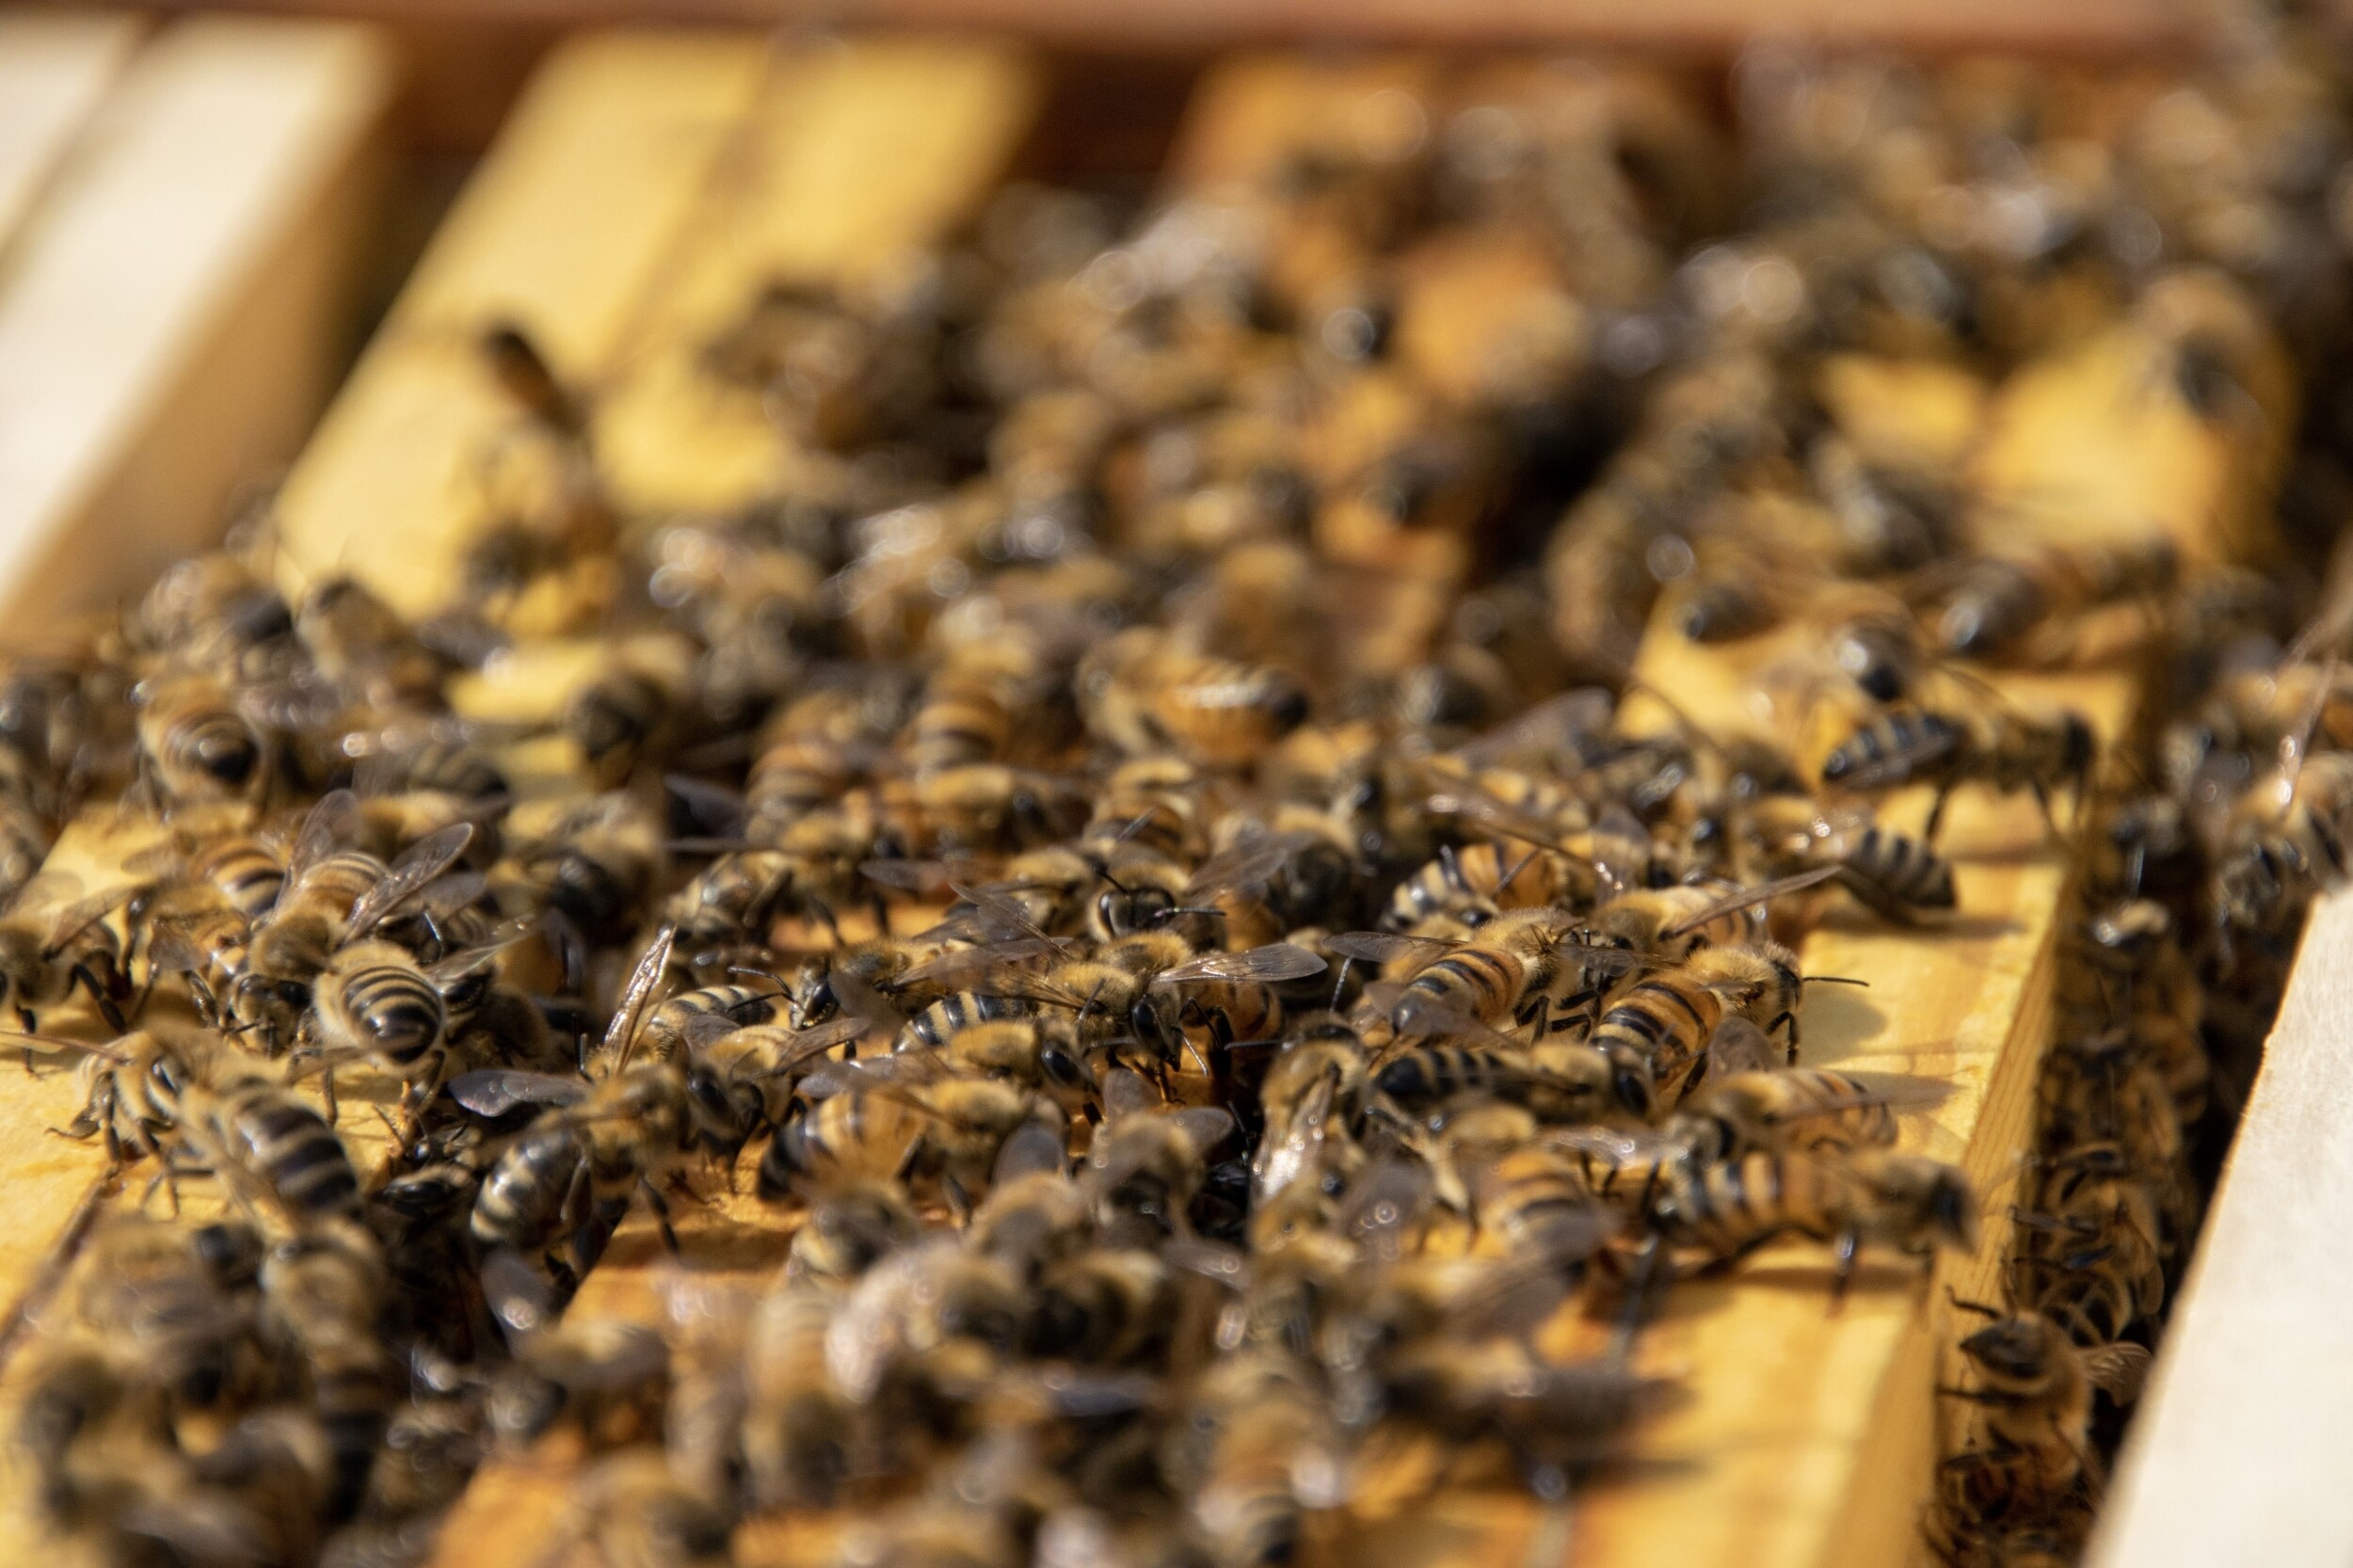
left=1680, top=1065, right=1945, bottom=1158
left=2215, top=749, right=2353, bottom=940
left=300, top=931, right=514, bottom=1122
left=1082, top=754, right=1209, bottom=870
left=495, top=791, right=665, bottom=945
left=65, top=1030, right=367, bottom=1226
left=1647, top=1148, right=1977, bottom=1291
left=1383, top=838, right=1585, bottom=931
left=247, top=792, right=474, bottom=988
left=2013, top=1144, right=2169, bottom=1330
left=259, top=1220, right=389, bottom=1517
left=134, top=671, right=267, bottom=804
left=1165, top=1351, right=1337, bottom=1568
left=1469, top=1143, right=1622, bottom=1267
left=744, top=683, right=900, bottom=836
left=563, top=664, right=677, bottom=782
left=1929, top=539, right=2180, bottom=664
left=1741, top=797, right=1955, bottom=922
left=131, top=553, right=294, bottom=667
left=0, top=874, right=140, bottom=1032
left=967, top=1120, right=1089, bottom=1272
left=1032, top=1246, right=1176, bottom=1367
left=1819, top=702, right=2096, bottom=841
left=1329, top=908, right=1588, bottom=1039
left=740, top=1281, right=856, bottom=1510
left=461, top=932, right=721, bottom=1263
left=478, top=320, right=587, bottom=441
left=1938, top=1304, right=2153, bottom=1508
left=1079, top=627, right=1310, bottom=768
left=1374, top=1039, right=1642, bottom=1125
left=293, top=577, right=446, bottom=713
left=1085, top=1068, right=1236, bottom=1242
left=555, top=1448, right=737, bottom=1568
left=784, top=1176, right=920, bottom=1285
left=900, top=657, right=1022, bottom=775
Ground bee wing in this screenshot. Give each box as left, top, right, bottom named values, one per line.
left=1456, top=689, right=1614, bottom=766
left=1389, top=993, right=1526, bottom=1048
left=288, top=790, right=360, bottom=880
left=748, top=1017, right=867, bottom=1080
left=1588, top=804, right=1653, bottom=899
left=1325, top=931, right=1454, bottom=966
left=602, top=922, right=677, bottom=1070
left=991, top=1118, right=1067, bottom=1184
left=2082, top=1341, right=2153, bottom=1403
left=860, top=856, right=978, bottom=895
left=121, top=844, right=188, bottom=883
left=888, top=939, right=1061, bottom=993
left=947, top=880, right=1061, bottom=946
left=1705, top=1016, right=1779, bottom=1078
left=39, top=886, right=137, bottom=956
left=824, top=963, right=904, bottom=1037
left=1100, top=1065, right=1160, bottom=1123
left=447, top=1068, right=591, bottom=1117
left=419, top=871, right=491, bottom=918
left=1442, top=1256, right=1581, bottom=1340
left=664, top=774, right=746, bottom=839
left=1542, top=1124, right=1685, bottom=1168
left=1657, top=866, right=1842, bottom=941
left=1775, top=1068, right=1956, bottom=1121
left=1168, top=1106, right=1236, bottom=1153
left=0, top=1028, right=129, bottom=1064
left=680, top=1012, right=747, bottom=1051
left=345, top=823, right=477, bottom=935
left=1422, top=783, right=1575, bottom=856
left=1161, top=1236, right=1251, bottom=1289
left=424, top=920, right=536, bottom=986
left=1151, top=942, right=1326, bottom=986
left=1180, top=835, right=1305, bottom=901
left=540, top=906, right=587, bottom=997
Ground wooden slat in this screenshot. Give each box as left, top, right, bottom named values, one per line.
left=129, top=0, right=2206, bottom=58
left=1569, top=330, right=2259, bottom=1567
left=0, top=12, right=145, bottom=253
left=2083, top=886, right=2353, bottom=1568
left=273, top=29, right=776, bottom=618
left=0, top=15, right=393, bottom=634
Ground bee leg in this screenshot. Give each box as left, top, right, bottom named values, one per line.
left=13, top=1006, right=32, bottom=1035
left=321, top=1065, right=340, bottom=1128
left=74, top=965, right=129, bottom=1034
left=1771, top=1012, right=1800, bottom=1065
left=869, top=891, right=891, bottom=938
left=1922, top=788, right=1953, bottom=845
left=638, top=1177, right=681, bottom=1256
left=2031, top=780, right=2057, bottom=840
left=1828, top=1229, right=1861, bottom=1310
left=808, top=898, right=842, bottom=947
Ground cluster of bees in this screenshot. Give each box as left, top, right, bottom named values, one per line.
left=8, top=24, right=2353, bottom=1568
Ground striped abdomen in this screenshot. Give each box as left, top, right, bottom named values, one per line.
left=1819, top=709, right=1963, bottom=791
left=898, top=991, right=1025, bottom=1053
left=1591, top=977, right=1721, bottom=1108
left=471, top=1120, right=585, bottom=1251
left=331, top=953, right=446, bottom=1068
left=1375, top=1046, right=1522, bottom=1109
left=1651, top=1151, right=1847, bottom=1257
left=644, top=984, right=778, bottom=1061
left=194, top=838, right=286, bottom=919
left=902, top=665, right=1014, bottom=775
left=1395, top=944, right=1526, bottom=1032
left=1473, top=1146, right=1605, bottom=1261
left=1836, top=824, right=1954, bottom=916
left=759, top=1093, right=923, bottom=1193
left=214, top=1085, right=361, bottom=1222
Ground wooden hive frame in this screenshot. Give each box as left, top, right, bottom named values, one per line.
left=0, top=26, right=2317, bottom=1568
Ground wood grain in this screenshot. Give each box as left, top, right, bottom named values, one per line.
left=2082, top=885, right=2353, bottom=1568
left=0, top=13, right=145, bottom=256
left=0, top=15, right=393, bottom=635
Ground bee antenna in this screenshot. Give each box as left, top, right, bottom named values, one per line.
left=1944, top=1287, right=2003, bottom=1320
left=1802, top=974, right=1870, bottom=987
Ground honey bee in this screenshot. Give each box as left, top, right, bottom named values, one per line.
left=134, top=671, right=268, bottom=805
left=1679, top=1065, right=1947, bottom=1158
left=495, top=791, right=665, bottom=945
left=1741, top=797, right=1956, bottom=922
left=1938, top=1304, right=2152, bottom=1507
left=247, top=792, right=474, bottom=988
left=1079, top=628, right=1310, bottom=768
left=299, top=931, right=516, bottom=1123
left=1929, top=539, right=2180, bottom=664
left=1648, top=1147, right=1977, bottom=1291
left=1819, top=702, right=2097, bottom=841
left=259, top=1219, right=389, bottom=1517
left=739, top=1280, right=856, bottom=1510
left=0, top=873, right=140, bottom=1032
left=1085, top=1068, right=1235, bottom=1243
left=478, top=320, right=587, bottom=442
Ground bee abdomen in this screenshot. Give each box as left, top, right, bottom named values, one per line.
left=230, top=1093, right=361, bottom=1220
left=343, top=965, right=446, bottom=1066
left=470, top=1123, right=582, bottom=1250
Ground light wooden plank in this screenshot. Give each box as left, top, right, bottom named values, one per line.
left=274, top=30, right=776, bottom=619
left=1570, top=334, right=2255, bottom=1567
left=595, top=37, right=1041, bottom=514
left=0, top=12, right=145, bottom=254
left=2083, top=886, right=2353, bottom=1568
left=0, top=15, right=394, bottom=633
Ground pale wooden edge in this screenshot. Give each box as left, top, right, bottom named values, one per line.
left=273, top=28, right=777, bottom=616
left=2083, top=887, right=2353, bottom=1568
left=0, top=12, right=147, bottom=255
left=0, top=15, right=397, bottom=635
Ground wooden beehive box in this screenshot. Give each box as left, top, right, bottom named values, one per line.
left=0, top=18, right=2332, bottom=1568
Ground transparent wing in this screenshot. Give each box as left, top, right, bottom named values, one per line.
left=1657, top=866, right=1841, bottom=940
left=601, top=922, right=677, bottom=1070
left=1152, top=942, right=1326, bottom=986
left=446, top=1068, right=591, bottom=1117
left=1325, top=931, right=1455, bottom=966
left=288, top=789, right=360, bottom=881
left=344, top=823, right=476, bottom=935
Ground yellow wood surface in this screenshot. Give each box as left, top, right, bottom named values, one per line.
left=0, top=12, right=146, bottom=255
left=0, top=15, right=393, bottom=634
left=274, top=30, right=775, bottom=619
